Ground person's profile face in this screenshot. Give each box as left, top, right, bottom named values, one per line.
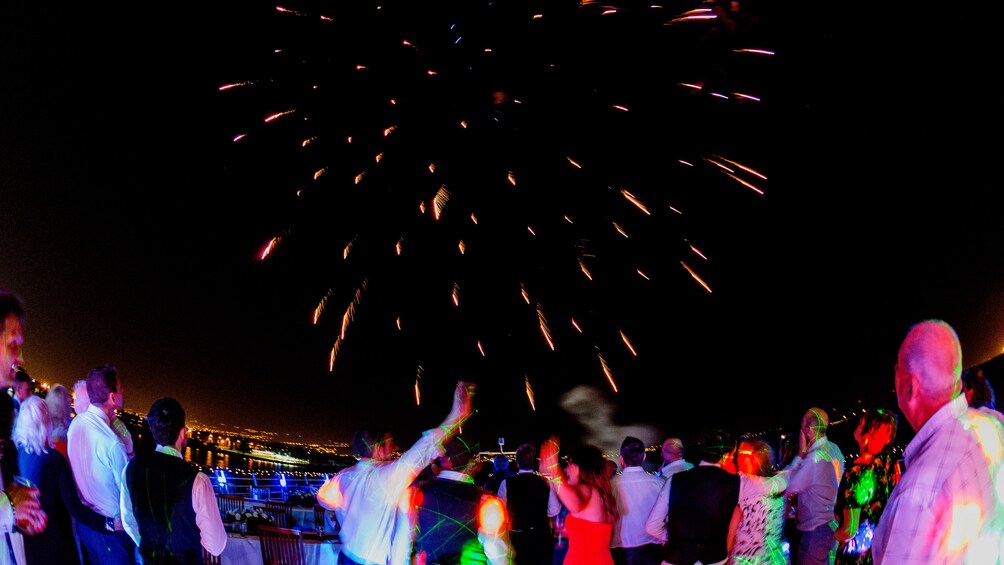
left=566, top=462, right=580, bottom=485
left=1, top=314, right=24, bottom=388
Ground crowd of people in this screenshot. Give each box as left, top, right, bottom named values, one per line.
left=317, top=318, right=1004, bottom=565
left=0, top=289, right=226, bottom=564
left=2, top=284, right=1004, bottom=565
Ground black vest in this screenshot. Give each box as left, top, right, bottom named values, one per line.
left=505, top=472, right=552, bottom=532
left=413, top=477, right=486, bottom=565
left=125, top=451, right=203, bottom=565
left=662, top=465, right=740, bottom=565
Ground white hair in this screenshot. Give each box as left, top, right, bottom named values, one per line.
left=12, top=395, right=50, bottom=455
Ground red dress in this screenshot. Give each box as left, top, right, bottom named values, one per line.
left=563, top=514, right=614, bottom=565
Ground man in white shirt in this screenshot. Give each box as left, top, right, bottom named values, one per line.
left=784, top=408, right=844, bottom=565
left=657, top=438, right=693, bottom=479
left=317, top=381, right=474, bottom=565
left=73, top=378, right=134, bottom=459
left=611, top=436, right=663, bottom=565
left=67, top=364, right=136, bottom=564
left=872, top=319, right=1004, bottom=563
left=121, top=397, right=226, bottom=562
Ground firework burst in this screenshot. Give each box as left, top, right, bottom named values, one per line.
left=222, top=0, right=773, bottom=411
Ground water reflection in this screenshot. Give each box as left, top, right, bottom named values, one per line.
left=184, top=445, right=342, bottom=474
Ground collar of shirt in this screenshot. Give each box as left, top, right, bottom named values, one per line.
left=621, top=466, right=648, bottom=474
left=517, top=469, right=536, bottom=474
left=806, top=435, right=828, bottom=455
left=86, top=404, right=111, bottom=425
left=155, top=445, right=182, bottom=459
left=904, top=395, right=967, bottom=468
left=435, top=470, right=473, bottom=483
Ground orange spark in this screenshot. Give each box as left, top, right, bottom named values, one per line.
left=433, top=185, right=451, bottom=219
left=681, top=261, right=713, bottom=293
left=260, top=236, right=281, bottom=260
left=264, top=109, right=295, bottom=122
left=620, top=330, right=638, bottom=356
left=537, top=304, right=555, bottom=351
left=620, top=190, right=651, bottom=215
left=598, top=353, right=618, bottom=392
left=525, top=376, right=536, bottom=411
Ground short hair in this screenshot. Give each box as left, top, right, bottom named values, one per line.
left=440, top=435, right=478, bottom=470
left=493, top=454, right=510, bottom=472
left=516, top=443, right=537, bottom=470
left=86, top=365, right=118, bottom=407
left=146, top=397, right=185, bottom=446
left=862, top=408, right=899, bottom=441
left=0, top=291, right=25, bottom=322
left=46, top=384, right=73, bottom=432
left=802, top=407, right=830, bottom=436
left=737, top=438, right=776, bottom=477
left=662, top=438, right=685, bottom=459
left=962, top=367, right=996, bottom=410
left=696, top=429, right=735, bottom=463
left=900, top=319, right=962, bottom=396
left=351, top=425, right=391, bottom=458
left=14, top=367, right=32, bottom=386
left=620, top=436, right=647, bottom=467
left=12, top=395, right=49, bottom=455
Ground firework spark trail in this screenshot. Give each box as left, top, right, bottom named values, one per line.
left=230, top=0, right=771, bottom=403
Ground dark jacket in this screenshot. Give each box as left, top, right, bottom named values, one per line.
left=125, top=451, right=203, bottom=565
left=662, top=464, right=740, bottom=565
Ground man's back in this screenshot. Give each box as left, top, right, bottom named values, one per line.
left=787, top=436, right=844, bottom=533
left=611, top=467, right=663, bottom=549
left=663, top=465, right=740, bottom=565
left=125, top=451, right=202, bottom=564
left=873, top=398, right=1004, bottom=563
left=413, top=476, right=487, bottom=564
left=67, top=406, right=128, bottom=518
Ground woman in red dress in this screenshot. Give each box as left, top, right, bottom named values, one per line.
left=540, top=436, right=618, bottom=565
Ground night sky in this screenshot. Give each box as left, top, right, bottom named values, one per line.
left=2, top=0, right=1002, bottom=453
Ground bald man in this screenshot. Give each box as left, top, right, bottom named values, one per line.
left=657, top=438, right=693, bottom=479
left=872, top=320, right=1004, bottom=563
left=784, top=407, right=844, bottom=565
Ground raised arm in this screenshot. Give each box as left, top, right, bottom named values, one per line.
left=438, top=381, right=475, bottom=438
left=538, top=436, right=591, bottom=514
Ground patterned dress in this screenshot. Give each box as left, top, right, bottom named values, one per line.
left=730, top=472, right=789, bottom=565
left=834, top=450, right=901, bottom=565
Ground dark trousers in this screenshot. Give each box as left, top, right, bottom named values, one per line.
left=511, top=528, right=554, bottom=565
left=796, top=525, right=836, bottom=565
left=76, top=521, right=137, bottom=565
left=613, top=544, right=663, bottom=565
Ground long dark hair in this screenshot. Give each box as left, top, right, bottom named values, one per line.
left=568, top=444, right=619, bottom=523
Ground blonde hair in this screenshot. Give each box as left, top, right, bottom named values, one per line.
left=46, top=384, right=72, bottom=435
left=13, top=395, right=50, bottom=455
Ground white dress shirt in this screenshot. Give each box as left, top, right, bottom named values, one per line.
left=120, top=445, right=227, bottom=557
left=611, top=466, right=664, bottom=549
left=317, top=427, right=448, bottom=565
left=67, top=405, right=130, bottom=520
left=657, top=458, right=693, bottom=479
left=785, top=435, right=844, bottom=532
